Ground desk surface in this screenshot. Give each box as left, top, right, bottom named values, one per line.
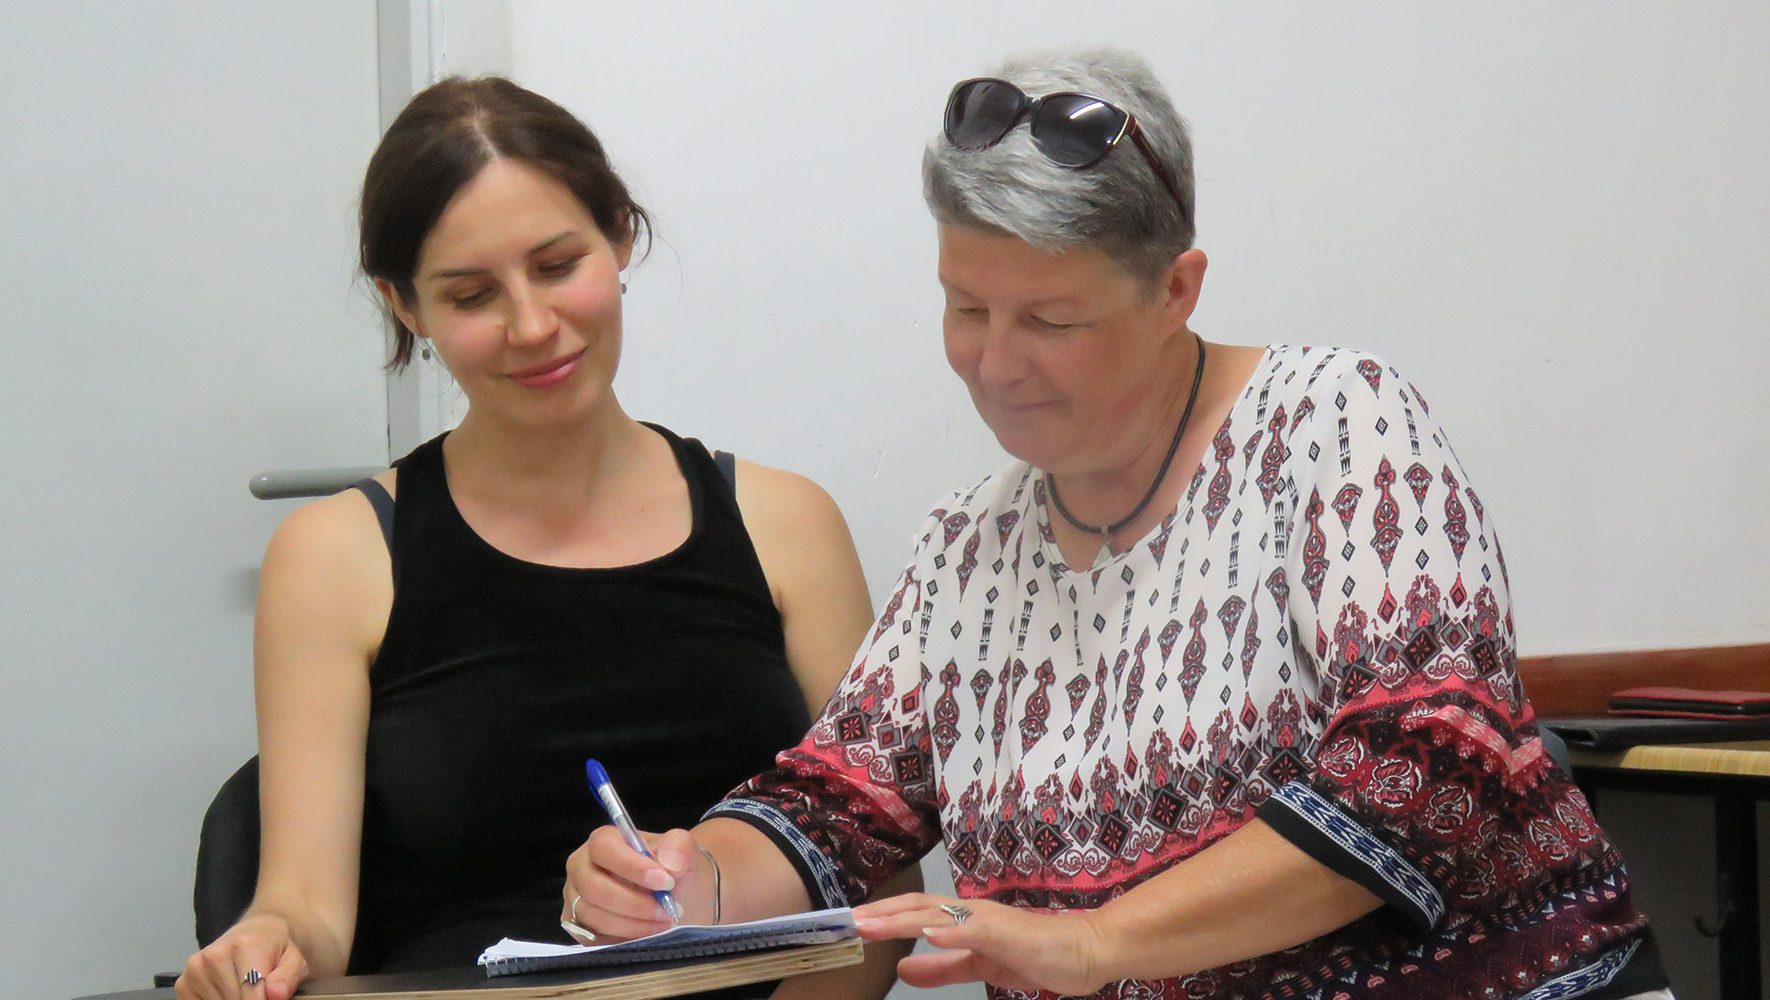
left=1568, top=739, right=1770, bottom=777
left=74, top=939, right=863, bottom=1000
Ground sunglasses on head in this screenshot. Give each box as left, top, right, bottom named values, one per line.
left=943, top=77, right=1190, bottom=224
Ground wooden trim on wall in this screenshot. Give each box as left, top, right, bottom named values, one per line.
left=1519, top=643, right=1770, bottom=716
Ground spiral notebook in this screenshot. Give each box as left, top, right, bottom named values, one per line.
left=477, top=907, right=856, bottom=978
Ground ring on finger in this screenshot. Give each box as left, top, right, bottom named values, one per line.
left=938, top=903, right=972, bottom=925
left=569, top=894, right=584, bottom=921
left=241, top=968, right=264, bottom=986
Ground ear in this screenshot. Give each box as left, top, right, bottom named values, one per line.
left=374, top=278, right=425, bottom=341
left=1156, top=248, right=1209, bottom=334
left=611, top=210, right=636, bottom=272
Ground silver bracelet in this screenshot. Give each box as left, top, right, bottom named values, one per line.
left=697, top=846, right=722, bottom=925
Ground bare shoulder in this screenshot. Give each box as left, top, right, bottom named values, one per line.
left=729, top=459, right=865, bottom=610
left=259, top=481, right=394, bottom=650
left=267, top=483, right=389, bottom=564
left=730, top=460, right=851, bottom=540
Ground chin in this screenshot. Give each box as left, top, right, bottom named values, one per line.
left=987, top=425, right=1064, bottom=471
left=508, top=381, right=609, bottom=430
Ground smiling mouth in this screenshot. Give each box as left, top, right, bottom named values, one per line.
left=509, top=349, right=585, bottom=387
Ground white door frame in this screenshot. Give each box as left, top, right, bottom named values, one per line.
left=377, top=0, right=511, bottom=459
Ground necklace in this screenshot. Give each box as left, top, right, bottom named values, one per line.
left=1046, top=335, right=1207, bottom=557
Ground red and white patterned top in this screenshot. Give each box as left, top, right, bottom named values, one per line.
left=712, top=346, right=1663, bottom=1000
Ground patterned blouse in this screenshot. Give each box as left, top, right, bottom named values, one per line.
left=710, top=346, right=1666, bottom=1000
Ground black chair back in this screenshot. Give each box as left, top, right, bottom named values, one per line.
left=1539, top=725, right=1572, bottom=773
left=194, top=756, right=261, bottom=947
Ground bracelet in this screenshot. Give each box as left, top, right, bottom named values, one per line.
left=697, top=845, right=722, bottom=925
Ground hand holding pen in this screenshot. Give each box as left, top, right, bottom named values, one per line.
left=565, top=759, right=723, bottom=941
left=583, top=759, right=683, bottom=925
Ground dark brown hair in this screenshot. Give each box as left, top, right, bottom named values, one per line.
left=360, top=76, right=652, bottom=369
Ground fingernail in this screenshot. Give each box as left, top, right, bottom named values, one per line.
left=643, top=869, right=676, bottom=891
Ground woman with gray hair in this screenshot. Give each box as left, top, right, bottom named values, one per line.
left=564, top=48, right=1669, bottom=999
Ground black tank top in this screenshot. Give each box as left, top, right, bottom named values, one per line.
left=350, top=425, right=812, bottom=978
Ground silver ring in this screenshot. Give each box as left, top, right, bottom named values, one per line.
left=241, top=968, right=263, bottom=986
left=938, top=903, right=972, bottom=925
left=569, top=894, right=584, bottom=921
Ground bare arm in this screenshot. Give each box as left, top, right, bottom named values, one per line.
left=855, top=818, right=1379, bottom=994
left=734, top=461, right=875, bottom=719
left=1088, top=819, right=1380, bottom=979
left=178, top=488, right=389, bottom=1000
left=252, top=492, right=388, bottom=969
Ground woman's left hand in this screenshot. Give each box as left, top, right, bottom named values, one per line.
left=852, top=893, right=1111, bottom=995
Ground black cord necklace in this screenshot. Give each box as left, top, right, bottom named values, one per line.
left=1046, top=335, right=1207, bottom=548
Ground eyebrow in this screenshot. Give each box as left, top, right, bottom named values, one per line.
left=939, top=278, right=1080, bottom=310
left=425, top=231, right=582, bottom=281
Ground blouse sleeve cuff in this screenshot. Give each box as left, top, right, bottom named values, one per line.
left=703, top=798, right=851, bottom=911
left=1256, top=781, right=1445, bottom=932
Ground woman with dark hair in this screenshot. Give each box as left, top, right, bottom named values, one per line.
left=174, top=77, right=912, bottom=1000
left=564, top=49, right=1671, bottom=1000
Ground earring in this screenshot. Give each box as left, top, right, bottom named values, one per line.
left=620, top=280, right=628, bottom=295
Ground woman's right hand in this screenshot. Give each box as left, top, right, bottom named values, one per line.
left=175, top=913, right=309, bottom=1000
left=564, top=825, right=719, bottom=939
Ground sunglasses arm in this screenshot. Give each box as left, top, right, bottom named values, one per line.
left=1127, top=123, right=1191, bottom=227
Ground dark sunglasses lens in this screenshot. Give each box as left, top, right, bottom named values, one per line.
left=1031, top=94, right=1127, bottom=166
left=946, top=80, right=1024, bottom=148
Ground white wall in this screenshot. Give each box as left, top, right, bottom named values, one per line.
left=0, top=5, right=387, bottom=998
left=512, top=1, right=1770, bottom=656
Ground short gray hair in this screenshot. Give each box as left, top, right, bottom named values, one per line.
left=922, top=47, right=1195, bottom=288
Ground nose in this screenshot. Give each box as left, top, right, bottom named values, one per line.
left=973, top=317, right=1029, bottom=391
left=504, top=280, right=558, bottom=347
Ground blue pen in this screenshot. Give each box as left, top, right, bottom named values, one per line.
left=585, top=759, right=683, bottom=924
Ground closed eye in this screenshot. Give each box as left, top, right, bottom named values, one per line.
left=536, top=255, right=585, bottom=279
left=450, top=288, right=494, bottom=310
